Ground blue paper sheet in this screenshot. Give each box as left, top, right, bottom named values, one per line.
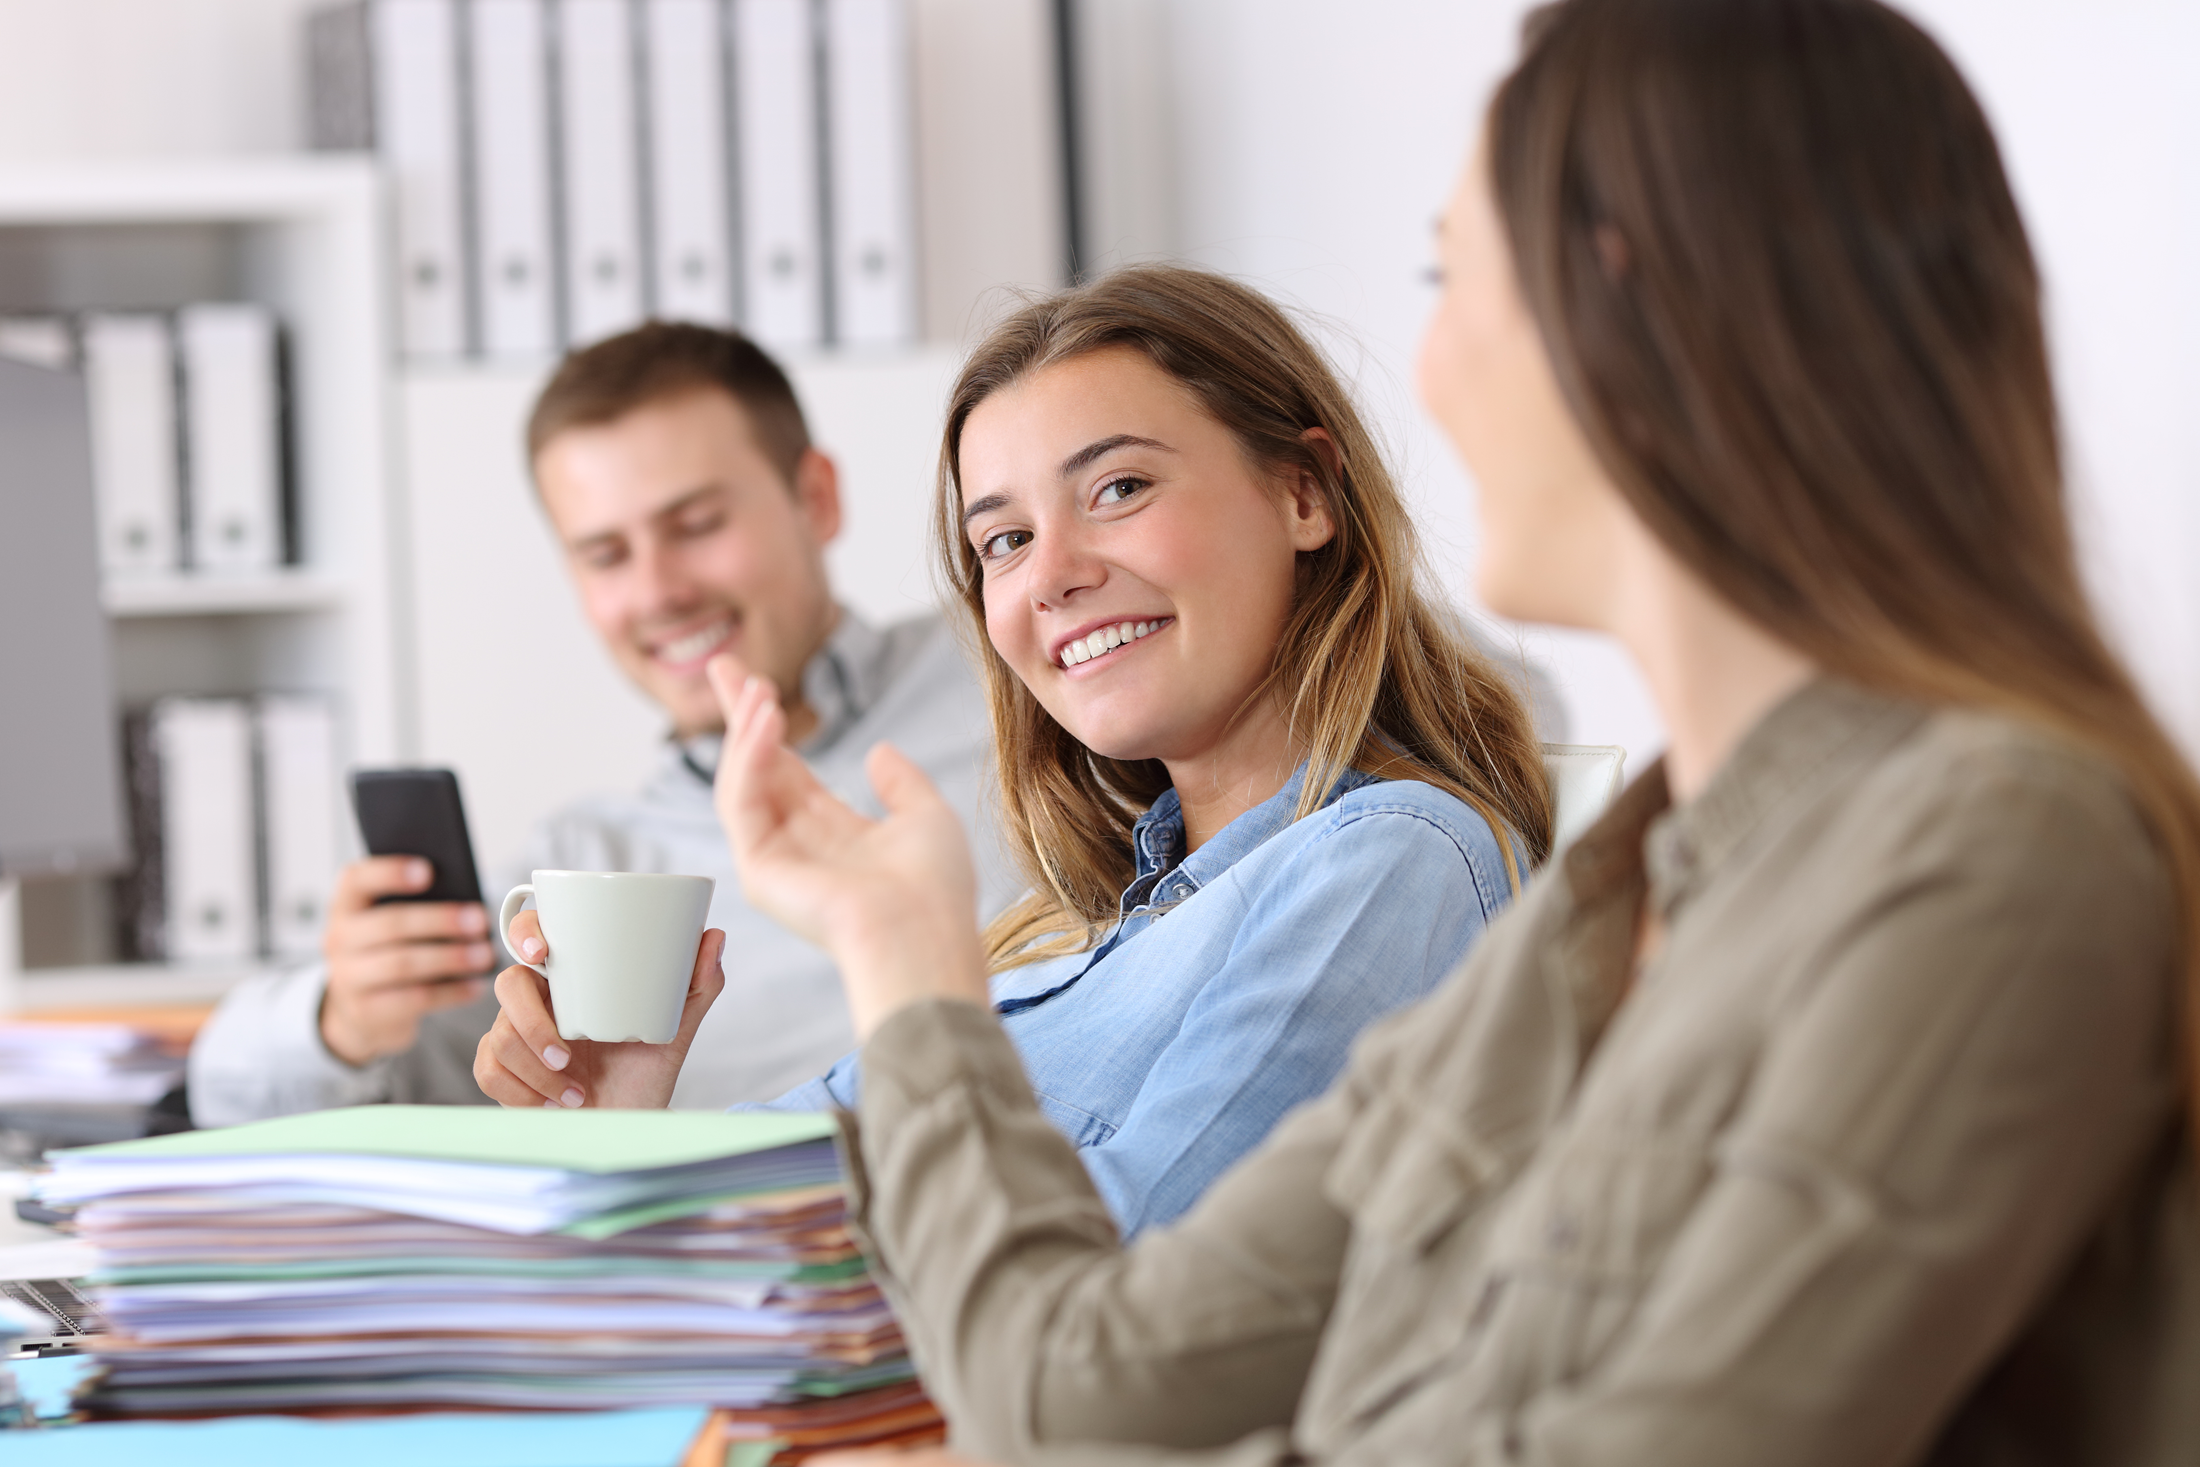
left=0, top=1403, right=709, bottom=1466
left=7, top=1353, right=97, bottom=1419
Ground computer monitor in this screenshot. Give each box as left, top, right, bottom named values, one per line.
left=0, top=355, right=128, bottom=876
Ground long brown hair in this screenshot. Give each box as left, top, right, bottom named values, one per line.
left=1489, top=0, right=2200, bottom=1125
left=937, top=267, right=1553, bottom=968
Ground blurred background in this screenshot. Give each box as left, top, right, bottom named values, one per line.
left=0, top=0, right=2194, bottom=1015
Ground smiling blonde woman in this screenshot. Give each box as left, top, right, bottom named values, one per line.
left=477, top=268, right=1553, bottom=1238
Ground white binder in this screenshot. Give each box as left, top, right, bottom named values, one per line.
left=374, top=0, right=470, bottom=358
left=177, top=303, right=284, bottom=572
left=556, top=0, right=648, bottom=345
left=644, top=0, right=737, bottom=325
left=80, top=313, right=181, bottom=577
left=154, top=698, right=258, bottom=964
left=0, top=315, right=75, bottom=370
left=824, top=0, right=916, bottom=345
left=470, top=0, right=560, bottom=357
left=257, top=695, right=344, bottom=961
left=733, top=0, right=824, bottom=349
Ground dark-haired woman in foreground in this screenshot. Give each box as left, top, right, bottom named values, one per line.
left=712, top=0, right=2200, bottom=1460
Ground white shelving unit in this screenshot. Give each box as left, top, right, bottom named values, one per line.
left=0, top=157, right=398, bottom=1012
left=0, top=159, right=980, bottom=1017
left=103, top=569, right=349, bottom=618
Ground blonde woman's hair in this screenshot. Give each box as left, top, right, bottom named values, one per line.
left=935, top=266, right=1553, bottom=969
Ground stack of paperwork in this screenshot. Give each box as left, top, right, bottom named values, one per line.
left=0, top=1023, right=184, bottom=1108
left=32, top=1106, right=927, bottom=1429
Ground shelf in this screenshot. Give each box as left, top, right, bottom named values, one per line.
left=0, top=156, right=380, bottom=226
left=398, top=341, right=959, bottom=385
left=102, top=570, right=346, bottom=618
left=10, top=960, right=272, bottom=1013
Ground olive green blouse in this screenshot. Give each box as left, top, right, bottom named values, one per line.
left=842, top=679, right=2200, bottom=1466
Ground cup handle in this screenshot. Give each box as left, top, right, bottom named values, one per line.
left=499, top=884, right=547, bottom=977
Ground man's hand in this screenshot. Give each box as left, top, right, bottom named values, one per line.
left=708, top=654, right=989, bottom=1040
left=319, top=857, right=496, bottom=1068
left=473, top=912, right=726, bottom=1109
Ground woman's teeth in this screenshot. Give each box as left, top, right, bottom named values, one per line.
left=1060, top=619, right=1166, bottom=669
left=655, top=620, right=733, bottom=665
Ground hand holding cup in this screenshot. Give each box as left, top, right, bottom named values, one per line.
left=473, top=872, right=725, bottom=1109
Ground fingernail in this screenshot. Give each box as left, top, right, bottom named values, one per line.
left=559, top=1087, right=585, bottom=1108
left=409, top=858, right=431, bottom=885
left=543, top=1044, right=569, bottom=1070
left=459, top=907, right=487, bottom=933
left=521, top=937, right=545, bottom=960
left=543, top=1099, right=558, bottom=1109
left=468, top=943, right=493, bottom=966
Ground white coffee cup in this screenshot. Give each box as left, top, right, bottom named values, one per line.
left=498, top=871, right=715, bottom=1044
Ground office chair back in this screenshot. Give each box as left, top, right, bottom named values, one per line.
left=1542, top=744, right=1628, bottom=853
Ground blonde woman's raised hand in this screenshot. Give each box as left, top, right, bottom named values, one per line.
left=706, top=654, right=989, bottom=1038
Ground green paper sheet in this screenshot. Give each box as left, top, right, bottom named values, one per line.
left=94, top=1253, right=868, bottom=1285
left=52, top=1105, right=836, bottom=1175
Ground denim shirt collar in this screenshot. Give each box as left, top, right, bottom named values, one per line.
left=1118, top=762, right=1383, bottom=917
left=993, top=761, right=1382, bottom=1013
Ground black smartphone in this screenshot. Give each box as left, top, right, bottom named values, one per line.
left=348, top=768, right=485, bottom=905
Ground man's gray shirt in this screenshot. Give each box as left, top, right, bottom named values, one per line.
left=188, top=609, right=1015, bottom=1123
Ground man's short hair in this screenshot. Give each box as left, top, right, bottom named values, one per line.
left=526, top=320, right=812, bottom=485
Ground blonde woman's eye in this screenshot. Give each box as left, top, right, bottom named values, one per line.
left=1095, top=475, right=1149, bottom=507
left=980, top=529, right=1032, bottom=560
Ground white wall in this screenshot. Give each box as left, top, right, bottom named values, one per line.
left=0, top=0, right=323, bottom=162
left=1104, top=0, right=2200, bottom=770
left=1930, top=0, right=2200, bottom=742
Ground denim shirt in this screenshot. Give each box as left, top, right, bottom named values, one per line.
left=748, top=765, right=1519, bottom=1235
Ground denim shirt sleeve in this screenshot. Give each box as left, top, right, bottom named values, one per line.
left=1084, top=801, right=1509, bottom=1235
left=728, top=1046, right=863, bottom=1115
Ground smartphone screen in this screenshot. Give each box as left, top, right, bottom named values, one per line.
left=348, top=768, right=485, bottom=905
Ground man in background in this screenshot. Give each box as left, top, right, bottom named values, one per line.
left=190, top=322, right=1014, bottom=1120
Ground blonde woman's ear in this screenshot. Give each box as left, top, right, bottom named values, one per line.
left=1288, top=428, right=1341, bottom=551
left=1301, top=424, right=1344, bottom=479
